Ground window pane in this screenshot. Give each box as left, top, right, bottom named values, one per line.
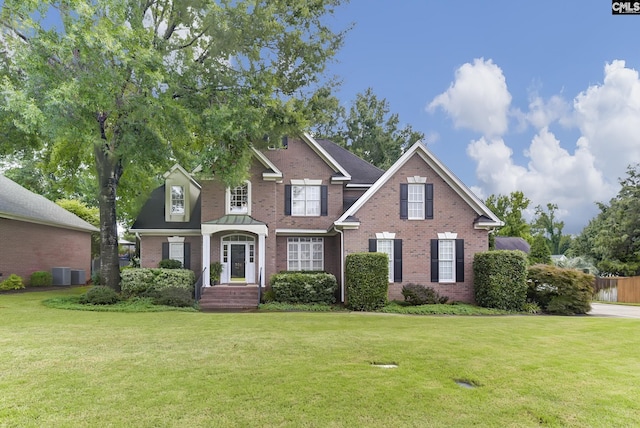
left=438, top=240, right=455, bottom=282
left=407, top=184, right=423, bottom=219
left=377, top=239, right=393, bottom=282
left=288, top=237, right=323, bottom=271
left=229, top=184, right=248, bottom=213
left=171, top=186, right=185, bottom=214
left=291, top=185, right=321, bottom=217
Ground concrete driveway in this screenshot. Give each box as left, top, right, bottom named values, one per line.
left=589, top=303, right=640, bottom=319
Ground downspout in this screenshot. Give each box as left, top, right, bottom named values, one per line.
left=335, top=227, right=345, bottom=303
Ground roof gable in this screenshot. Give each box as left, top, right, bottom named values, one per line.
left=314, top=138, right=384, bottom=186
left=0, top=175, right=99, bottom=232
left=336, top=141, right=503, bottom=228
left=301, top=133, right=351, bottom=182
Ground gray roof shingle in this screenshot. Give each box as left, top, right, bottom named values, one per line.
left=314, top=139, right=385, bottom=185
left=0, top=175, right=99, bottom=232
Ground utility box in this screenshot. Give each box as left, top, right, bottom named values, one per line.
left=52, top=267, right=71, bottom=286
left=70, top=269, right=86, bottom=285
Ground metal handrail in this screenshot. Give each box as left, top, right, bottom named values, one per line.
left=194, top=268, right=206, bottom=302
left=258, top=267, right=262, bottom=305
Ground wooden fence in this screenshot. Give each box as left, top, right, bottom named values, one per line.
left=594, top=276, right=640, bottom=303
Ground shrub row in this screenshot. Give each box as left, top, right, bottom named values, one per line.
left=0, top=271, right=54, bottom=290
left=120, top=268, right=195, bottom=298
left=270, top=272, right=337, bottom=304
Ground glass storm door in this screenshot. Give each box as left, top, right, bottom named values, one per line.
left=231, top=244, right=246, bottom=281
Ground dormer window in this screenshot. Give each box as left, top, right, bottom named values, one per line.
left=226, top=181, right=251, bottom=215
left=171, top=185, right=185, bottom=214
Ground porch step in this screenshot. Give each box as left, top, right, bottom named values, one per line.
left=199, top=286, right=259, bottom=310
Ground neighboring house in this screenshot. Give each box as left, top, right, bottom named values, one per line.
left=130, top=134, right=503, bottom=304
left=0, top=175, right=99, bottom=284
left=495, top=237, right=531, bottom=254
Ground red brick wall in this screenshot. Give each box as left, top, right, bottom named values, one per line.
left=0, top=218, right=92, bottom=285
left=343, top=154, right=489, bottom=303
left=139, top=235, right=202, bottom=275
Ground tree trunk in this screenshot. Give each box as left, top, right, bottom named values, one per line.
left=95, top=143, right=122, bottom=292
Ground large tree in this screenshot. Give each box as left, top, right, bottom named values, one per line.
left=484, top=191, right=531, bottom=240
left=531, top=203, right=565, bottom=255
left=313, top=87, right=424, bottom=169
left=573, top=164, right=640, bottom=276
left=1, top=0, right=346, bottom=290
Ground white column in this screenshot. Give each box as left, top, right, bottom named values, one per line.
left=258, top=233, right=266, bottom=287
left=202, top=233, right=211, bottom=287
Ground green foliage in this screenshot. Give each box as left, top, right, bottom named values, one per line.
left=573, top=164, right=640, bottom=276
left=120, top=268, right=195, bottom=298
left=313, top=88, right=424, bottom=169
left=91, top=271, right=102, bottom=286
left=485, top=191, right=532, bottom=240
left=29, top=271, right=53, bottom=287
left=258, top=302, right=339, bottom=312
left=473, top=251, right=528, bottom=311
left=529, top=235, right=552, bottom=265
left=401, top=283, right=448, bottom=305
left=345, top=252, right=389, bottom=311
left=209, top=262, right=223, bottom=283
left=158, top=259, right=183, bottom=269
left=380, top=301, right=509, bottom=316
left=531, top=203, right=565, bottom=255
left=261, top=290, right=276, bottom=303
left=148, top=287, right=195, bottom=308
left=522, top=302, right=541, bottom=314
left=80, top=286, right=120, bottom=305
left=527, top=264, right=594, bottom=315
left=269, top=272, right=337, bottom=304
left=0, top=274, right=25, bottom=291
left=0, top=0, right=347, bottom=290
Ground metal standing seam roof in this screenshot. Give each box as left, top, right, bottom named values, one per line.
left=0, top=175, right=99, bottom=232
left=202, top=215, right=266, bottom=226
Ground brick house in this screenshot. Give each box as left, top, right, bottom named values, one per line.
left=0, top=175, right=98, bottom=285
left=130, top=134, right=502, bottom=306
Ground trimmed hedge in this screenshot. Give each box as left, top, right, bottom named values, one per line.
left=527, top=264, right=593, bottom=315
left=120, top=268, right=195, bottom=298
left=80, top=286, right=120, bottom=305
left=29, top=271, right=53, bottom=287
left=158, top=259, right=183, bottom=269
left=402, top=283, right=448, bottom=305
left=345, top=252, right=388, bottom=311
left=0, top=274, right=25, bottom=291
left=270, top=272, right=337, bottom=304
left=473, top=250, right=528, bottom=311
left=148, top=286, right=195, bottom=307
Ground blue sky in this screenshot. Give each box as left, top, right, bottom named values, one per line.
left=326, top=0, right=640, bottom=233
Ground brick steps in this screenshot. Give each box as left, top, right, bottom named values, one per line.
left=199, top=285, right=259, bottom=310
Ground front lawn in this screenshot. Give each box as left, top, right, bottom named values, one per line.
left=1, top=288, right=638, bottom=427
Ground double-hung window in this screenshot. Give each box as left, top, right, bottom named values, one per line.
left=376, top=239, right=394, bottom=282
left=438, top=240, right=455, bottom=282
left=287, top=237, right=323, bottom=271
left=408, top=184, right=425, bottom=219
left=292, top=185, right=321, bottom=216
left=171, top=185, right=185, bottom=214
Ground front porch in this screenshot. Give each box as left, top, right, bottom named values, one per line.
left=198, top=284, right=260, bottom=310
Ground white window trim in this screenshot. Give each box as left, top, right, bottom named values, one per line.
left=225, top=181, right=251, bottom=215
left=291, top=184, right=321, bottom=217
left=437, top=233, right=457, bottom=283
left=407, top=175, right=427, bottom=184
left=376, top=239, right=394, bottom=282
left=291, top=178, right=322, bottom=186
left=167, top=236, right=185, bottom=267
left=170, top=185, right=185, bottom=215
left=287, top=237, right=324, bottom=271
left=407, top=183, right=425, bottom=220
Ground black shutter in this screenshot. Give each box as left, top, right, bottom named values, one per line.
left=430, top=239, right=439, bottom=282
left=369, top=239, right=377, bottom=252
left=320, top=185, right=328, bottom=216
left=284, top=185, right=292, bottom=215
left=455, top=239, right=464, bottom=282
left=183, top=242, right=191, bottom=270
left=425, top=184, right=434, bottom=219
left=400, top=183, right=408, bottom=219
left=162, top=242, right=169, bottom=260
left=393, top=239, right=402, bottom=283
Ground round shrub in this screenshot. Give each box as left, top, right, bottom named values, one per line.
left=402, top=283, right=448, bottom=305
left=0, top=274, right=25, bottom=291
left=527, top=264, right=593, bottom=315
left=81, top=286, right=121, bottom=305
left=158, top=259, right=182, bottom=269
left=30, top=271, right=53, bottom=287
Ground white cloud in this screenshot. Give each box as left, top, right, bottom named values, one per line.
left=428, top=58, right=511, bottom=137
left=431, top=59, right=640, bottom=233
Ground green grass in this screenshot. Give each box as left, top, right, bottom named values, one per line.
left=2, top=288, right=639, bottom=427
